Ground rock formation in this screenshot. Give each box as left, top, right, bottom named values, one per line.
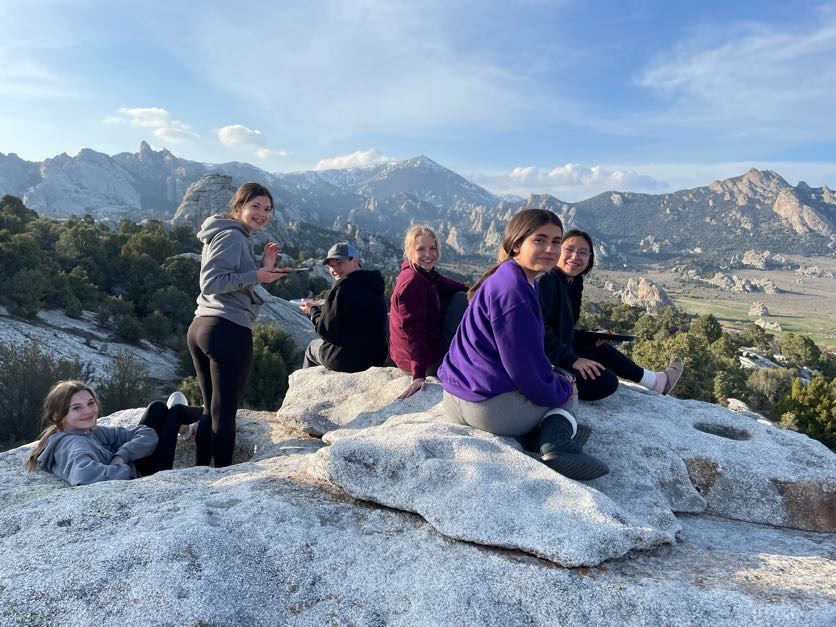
left=170, top=173, right=235, bottom=230
left=749, top=302, right=769, bottom=317
left=756, top=318, right=783, bottom=332
left=618, top=277, right=670, bottom=311
left=1, top=368, right=834, bottom=624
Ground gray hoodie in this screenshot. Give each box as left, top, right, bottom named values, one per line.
left=194, top=215, right=265, bottom=329
left=36, top=425, right=159, bottom=485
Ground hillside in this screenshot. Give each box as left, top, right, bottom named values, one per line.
left=2, top=144, right=834, bottom=263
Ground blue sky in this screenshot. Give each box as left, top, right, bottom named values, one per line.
left=1, top=0, right=835, bottom=200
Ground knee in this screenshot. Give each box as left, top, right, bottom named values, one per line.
left=579, top=370, right=618, bottom=401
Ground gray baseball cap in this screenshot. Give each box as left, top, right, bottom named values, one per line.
left=322, top=242, right=359, bottom=264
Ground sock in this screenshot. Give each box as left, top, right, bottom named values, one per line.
left=639, top=369, right=657, bottom=389
left=652, top=371, right=668, bottom=393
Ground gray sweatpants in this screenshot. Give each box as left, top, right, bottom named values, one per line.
left=442, top=390, right=578, bottom=437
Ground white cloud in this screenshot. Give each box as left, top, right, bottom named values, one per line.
left=471, top=163, right=665, bottom=201
left=314, top=149, right=394, bottom=170
left=217, top=124, right=287, bottom=160
left=167, top=1, right=542, bottom=142
left=634, top=14, right=836, bottom=142
left=109, top=107, right=199, bottom=142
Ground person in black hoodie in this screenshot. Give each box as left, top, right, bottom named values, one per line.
left=539, top=229, right=683, bottom=401
left=300, top=242, right=388, bottom=372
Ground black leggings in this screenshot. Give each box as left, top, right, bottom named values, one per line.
left=570, top=342, right=644, bottom=401
left=187, top=316, right=253, bottom=468
left=134, top=402, right=202, bottom=476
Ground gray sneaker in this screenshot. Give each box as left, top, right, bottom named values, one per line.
left=663, top=357, right=684, bottom=395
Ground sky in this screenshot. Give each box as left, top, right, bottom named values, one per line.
left=1, top=0, right=835, bottom=201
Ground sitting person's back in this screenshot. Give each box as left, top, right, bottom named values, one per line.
left=301, top=242, right=388, bottom=373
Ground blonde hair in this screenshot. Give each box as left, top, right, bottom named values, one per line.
left=403, top=224, right=440, bottom=268
left=25, top=381, right=101, bottom=472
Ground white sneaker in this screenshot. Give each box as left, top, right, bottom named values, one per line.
left=167, top=391, right=188, bottom=408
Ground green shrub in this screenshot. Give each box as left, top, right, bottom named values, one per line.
left=243, top=324, right=297, bottom=410
left=0, top=340, right=93, bottom=447
left=96, top=351, right=154, bottom=415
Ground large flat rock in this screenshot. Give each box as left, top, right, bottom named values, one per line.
left=1, top=368, right=833, bottom=624
left=0, top=437, right=833, bottom=626
left=281, top=368, right=835, bottom=533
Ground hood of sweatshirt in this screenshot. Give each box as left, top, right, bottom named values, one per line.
left=345, top=269, right=385, bottom=294
left=36, top=429, right=87, bottom=470
left=196, top=215, right=251, bottom=245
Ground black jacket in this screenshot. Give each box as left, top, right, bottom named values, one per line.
left=310, top=269, right=388, bottom=373
left=538, top=269, right=584, bottom=369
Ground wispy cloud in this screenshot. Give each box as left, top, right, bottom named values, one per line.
left=634, top=12, right=836, bottom=142
left=470, top=163, right=666, bottom=201
left=217, top=124, right=287, bottom=160
left=171, top=1, right=541, bottom=142
left=314, top=148, right=393, bottom=170
left=107, top=107, right=199, bottom=142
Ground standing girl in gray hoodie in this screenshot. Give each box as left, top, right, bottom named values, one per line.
left=187, top=182, right=291, bottom=468
left=26, top=380, right=202, bottom=485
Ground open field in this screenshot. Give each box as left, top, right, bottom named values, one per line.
left=587, top=255, right=836, bottom=349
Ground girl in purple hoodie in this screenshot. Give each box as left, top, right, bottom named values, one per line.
left=438, top=209, right=608, bottom=481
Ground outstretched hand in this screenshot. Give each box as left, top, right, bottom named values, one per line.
left=398, top=378, right=426, bottom=399
left=261, top=242, right=280, bottom=269
left=572, top=357, right=604, bottom=380
left=257, top=266, right=292, bottom=283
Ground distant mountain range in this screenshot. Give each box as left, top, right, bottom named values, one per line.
left=2, top=142, right=834, bottom=262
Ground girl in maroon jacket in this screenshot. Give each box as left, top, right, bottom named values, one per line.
left=389, top=225, right=468, bottom=399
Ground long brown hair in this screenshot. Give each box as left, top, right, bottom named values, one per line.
left=466, top=209, right=564, bottom=301
left=25, top=381, right=101, bottom=472
left=225, top=182, right=274, bottom=220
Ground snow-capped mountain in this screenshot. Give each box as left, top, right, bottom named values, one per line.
left=1, top=143, right=834, bottom=260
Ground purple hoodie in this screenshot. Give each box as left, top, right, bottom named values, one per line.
left=438, top=259, right=574, bottom=407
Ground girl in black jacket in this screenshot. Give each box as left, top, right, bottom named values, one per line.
left=539, top=230, right=683, bottom=401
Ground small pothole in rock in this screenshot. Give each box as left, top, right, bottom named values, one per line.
left=693, top=422, right=751, bottom=441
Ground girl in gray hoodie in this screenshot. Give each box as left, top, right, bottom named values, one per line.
left=187, top=182, right=291, bottom=468
left=26, top=381, right=202, bottom=485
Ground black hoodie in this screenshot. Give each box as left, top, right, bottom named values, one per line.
left=310, top=269, right=388, bottom=372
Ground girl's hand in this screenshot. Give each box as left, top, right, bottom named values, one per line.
left=257, top=267, right=292, bottom=283
left=110, top=455, right=126, bottom=466
left=261, top=242, right=280, bottom=269
left=398, top=378, right=426, bottom=399
left=572, top=357, right=604, bottom=380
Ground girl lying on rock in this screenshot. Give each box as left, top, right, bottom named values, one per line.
left=438, top=209, right=608, bottom=481
left=538, top=229, right=683, bottom=400
left=389, top=225, right=468, bottom=399
left=25, top=380, right=202, bottom=485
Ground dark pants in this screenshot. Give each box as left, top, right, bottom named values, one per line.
left=187, top=316, right=253, bottom=468
left=571, top=342, right=644, bottom=401
left=134, top=402, right=202, bottom=476
left=440, top=292, right=468, bottom=346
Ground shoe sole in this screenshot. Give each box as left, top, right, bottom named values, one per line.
left=541, top=451, right=609, bottom=480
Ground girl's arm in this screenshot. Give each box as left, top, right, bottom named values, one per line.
left=436, top=274, right=468, bottom=296
left=396, top=278, right=433, bottom=379
left=539, top=274, right=579, bottom=368
left=493, top=303, right=574, bottom=408
left=200, top=230, right=258, bottom=295
left=99, top=425, right=159, bottom=464
left=51, top=439, right=134, bottom=485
